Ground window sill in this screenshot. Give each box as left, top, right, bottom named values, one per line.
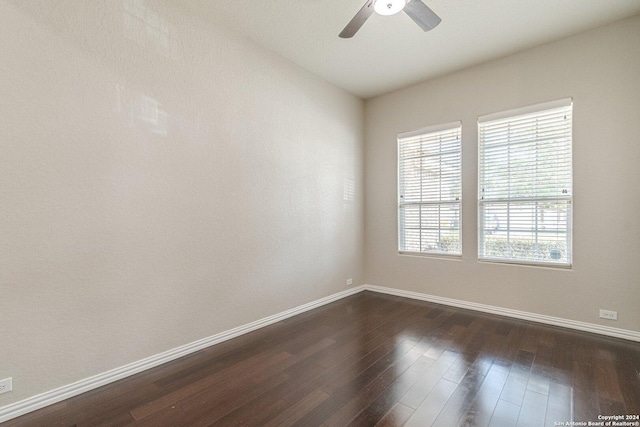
left=398, top=251, right=462, bottom=261
left=478, top=258, right=572, bottom=270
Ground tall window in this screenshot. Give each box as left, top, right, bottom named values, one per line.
left=478, top=99, right=572, bottom=267
left=398, top=122, right=462, bottom=256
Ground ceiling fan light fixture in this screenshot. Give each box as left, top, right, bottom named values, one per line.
left=373, top=0, right=407, bottom=16
left=339, top=0, right=440, bottom=38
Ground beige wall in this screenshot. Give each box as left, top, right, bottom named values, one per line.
left=364, top=15, right=640, bottom=332
left=0, top=0, right=363, bottom=405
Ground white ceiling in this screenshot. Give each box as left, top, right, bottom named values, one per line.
left=183, top=0, right=640, bottom=99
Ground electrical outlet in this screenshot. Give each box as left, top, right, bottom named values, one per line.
left=0, top=378, right=12, bottom=395
left=346, top=278, right=353, bottom=286
left=599, top=309, right=618, bottom=320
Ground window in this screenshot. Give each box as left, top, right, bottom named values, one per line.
left=398, top=122, right=462, bottom=256
left=478, top=99, right=572, bottom=267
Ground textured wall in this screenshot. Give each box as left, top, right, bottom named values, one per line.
left=364, top=15, right=640, bottom=332
left=0, top=0, right=363, bottom=405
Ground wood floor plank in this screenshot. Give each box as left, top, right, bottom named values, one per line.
left=275, top=326, right=424, bottom=408
left=62, top=382, right=162, bottom=427
left=598, top=396, right=626, bottom=418
left=250, top=337, right=335, bottom=384
left=615, top=346, right=640, bottom=414
left=430, top=326, right=507, bottom=427
left=550, top=330, right=575, bottom=385
left=444, top=359, right=510, bottom=427
left=291, top=337, right=420, bottom=426
left=77, top=411, right=136, bottom=427
left=211, top=393, right=288, bottom=426
left=263, top=390, right=330, bottom=427
left=499, top=349, right=536, bottom=406
left=399, top=350, right=459, bottom=409
left=5, top=291, right=640, bottom=427
left=429, top=359, right=487, bottom=427
left=348, top=355, right=435, bottom=426
left=488, top=399, right=521, bottom=427
left=321, top=342, right=427, bottom=426
left=187, top=371, right=290, bottom=427
left=516, top=390, right=548, bottom=427
left=594, top=347, right=624, bottom=402
left=572, top=337, right=601, bottom=421
left=132, top=404, right=187, bottom=427
left=374, top=403, right=415, bottom=427
left=404, top=378, right=458, bottom=427
left=321, top=338, right=417, bottom=395
left=544, top=381, right=573, bottom=425
left=129, top=372, right=254, bottom=420
left=526, top=337, right=553, bottom=396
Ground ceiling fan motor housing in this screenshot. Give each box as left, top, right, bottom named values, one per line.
left=374, top=0, right=408, bottom=16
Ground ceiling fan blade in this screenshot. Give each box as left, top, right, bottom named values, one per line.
left=339, top=0, right=375, bottom=38
left=404, top=0, right=441, bottom=32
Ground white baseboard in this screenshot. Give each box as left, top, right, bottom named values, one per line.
left=0, top=285, right=366, bottom=423
left=364, top=284, right=640, bottom=342
left=2, top=282, right=638, bottom=422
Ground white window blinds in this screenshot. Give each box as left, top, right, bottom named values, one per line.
left=398, top=122, right=462, bottom=256
left=478, top=99, right=572, bottom=266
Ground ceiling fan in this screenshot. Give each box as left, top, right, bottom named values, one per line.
left=339, top=0, right=441, bottom=38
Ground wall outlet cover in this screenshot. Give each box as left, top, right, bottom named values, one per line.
left=599, top=309, right=618, bottom=320
left=0, top=378, right=12, bottom=395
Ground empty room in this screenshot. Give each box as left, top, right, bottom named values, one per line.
left=1, top=0, right=640, bottom=426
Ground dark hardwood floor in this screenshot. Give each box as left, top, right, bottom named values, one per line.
left=5, top=291, right=640, bottom=426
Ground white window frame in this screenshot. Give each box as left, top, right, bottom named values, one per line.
left=398, top=122, right=462, bottom=257
left=478, top=98, right=573, bottom=268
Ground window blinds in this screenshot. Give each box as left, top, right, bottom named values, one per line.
left=478, top=99, right=572, bottom=266
left=398, top=122, right=462, bottom=256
